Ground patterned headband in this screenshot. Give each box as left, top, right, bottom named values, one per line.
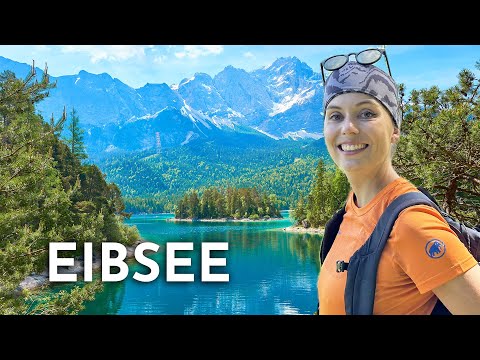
left=323, top=61, right=401, bottom=129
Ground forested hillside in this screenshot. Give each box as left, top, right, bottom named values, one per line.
left=99, top=139, right=331, bottom=213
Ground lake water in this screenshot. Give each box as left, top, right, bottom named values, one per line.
left=79, top=210, right=322, bottom=315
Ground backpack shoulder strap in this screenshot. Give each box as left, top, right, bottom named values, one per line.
left=320, top=205, right=346, bottom=265
left=316, top=203, right=346, bottom=314
left=344, top=191, right=435, bottom=315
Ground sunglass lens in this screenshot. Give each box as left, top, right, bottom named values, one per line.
left=356, top=49, right=382, bottom=65
left=323, top=55, right=348, bottom=71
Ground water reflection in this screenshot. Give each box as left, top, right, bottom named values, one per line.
left=81, top=266, right=127, bottom=315
left=71, top=212, right=325, bottom=315
left=287, top=233, right=322, bottom=272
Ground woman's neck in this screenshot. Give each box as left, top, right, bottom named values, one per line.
left=347, top=166, right=400, bottom=208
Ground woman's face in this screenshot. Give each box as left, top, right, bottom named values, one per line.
left=323, top=92, right=399, bottom=177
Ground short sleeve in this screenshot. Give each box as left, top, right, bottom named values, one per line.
left=389, top=205, right=478, bottom=294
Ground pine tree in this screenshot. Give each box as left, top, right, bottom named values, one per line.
left=0, top=64, right=140, bottom=314
left=292, top=193, right=307, bottom=226
left=302, top=161, right=350, bottom=228
left=0, top=65, right=102, bottom=314
left=394, top=62, right=480, bottom=226
left=306, top=159, right=328, bottom=228
left=64, top=107, right=87, bottom=165
left=188, top=190, right=201, bottom=219
left=329, top=166, right=350, bottom=213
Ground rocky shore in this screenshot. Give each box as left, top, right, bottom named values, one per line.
left=282, top=225, right=325, bottom=235
left=16, top=240, right=145, bottom=294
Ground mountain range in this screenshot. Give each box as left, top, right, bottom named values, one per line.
left=0, top=55, right=325, bottom=160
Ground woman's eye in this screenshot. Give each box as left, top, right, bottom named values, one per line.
left=328, top=113, right=342, bottom=121
left=360, top=110, right=375, bottom=119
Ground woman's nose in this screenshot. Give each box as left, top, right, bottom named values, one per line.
left=341, top=116, right=359, bottom=135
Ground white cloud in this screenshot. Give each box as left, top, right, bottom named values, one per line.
left=174, top=45, right=224, bottom=59
left=153, top=55, right=167, bottom=64
left=243, top=51, right=255, bottom=59
left=60, top=45, right=154, bottom=64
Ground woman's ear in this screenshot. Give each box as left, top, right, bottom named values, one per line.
left=391, top=126, right=400, bottom=144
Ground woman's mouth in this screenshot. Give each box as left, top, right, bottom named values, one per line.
left=338, top=144, right=369, bottom=153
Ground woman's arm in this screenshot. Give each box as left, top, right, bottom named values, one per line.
left=432, top=264, right=480, bottom=315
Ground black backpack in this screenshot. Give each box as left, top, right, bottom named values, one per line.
left=318, top=187, right=480, bottom=315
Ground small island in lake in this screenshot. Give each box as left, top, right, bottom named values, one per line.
left=170, top=186, right=283, bottom=222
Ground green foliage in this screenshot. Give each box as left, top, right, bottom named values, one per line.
left=293, top=160, right=350, bottom=228
left=124, top=197, right=171, bottom=214
left=292, top=193, right=307, bottom=224
left=0, top=66, right=139, bottom=314
left=174, top=186, right=282, bottom=219
left=51, top=136, right=81, bottom=191
left=102, top=214, right=139, bottom=247
left=99, top=141, right=328, bottom=213
left=0, top=67, right=71, bottom=297
left=64, top=107, right=87, bottom=164
left=23, top=280, right=103, bottom=315
left=394, top=63, right=480, bottom=226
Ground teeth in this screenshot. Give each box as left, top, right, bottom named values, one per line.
left=340, top=144, right=367, bottom=151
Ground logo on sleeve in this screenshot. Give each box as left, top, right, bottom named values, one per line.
left=425, top=239, right=446, bottom=259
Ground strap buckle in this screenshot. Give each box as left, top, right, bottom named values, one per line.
left=336, top=260, right=348, bottom=272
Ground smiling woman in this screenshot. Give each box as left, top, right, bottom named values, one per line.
left=323, top=93, right=399, bottom=178
left=316, top=53, right=480, bottom=315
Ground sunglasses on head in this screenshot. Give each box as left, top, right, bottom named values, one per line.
left=320, top=48, right=392, bottom=84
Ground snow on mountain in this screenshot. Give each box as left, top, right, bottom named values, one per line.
left=283, top=130, right=323, bottom=140
left=180, top=101, right=213, bottom=131
left=181, top=131, right=200, bottom=145
left=252, top=127, right=280, bottom=140
left=0, top=55, right=327, bottom=155
left=269, top=88, right=316, bottom=117
left=176, top=72, right=241, bottom=130
left=213, top=66, right=273, bottom=126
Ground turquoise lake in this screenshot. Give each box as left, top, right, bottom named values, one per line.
left=79, top=211, right=322, bottom=315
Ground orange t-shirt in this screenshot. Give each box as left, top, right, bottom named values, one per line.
left=317, top=177, right=478, bottom=315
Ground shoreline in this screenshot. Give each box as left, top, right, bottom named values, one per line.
left=282, top=225, right=325, bottom=235
left=167, top=217, right=284, bottom=223
left=132, top=210, right=292, bottom=216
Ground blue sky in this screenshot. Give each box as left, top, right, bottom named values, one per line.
left=0, top=45, right=479, bottom=91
